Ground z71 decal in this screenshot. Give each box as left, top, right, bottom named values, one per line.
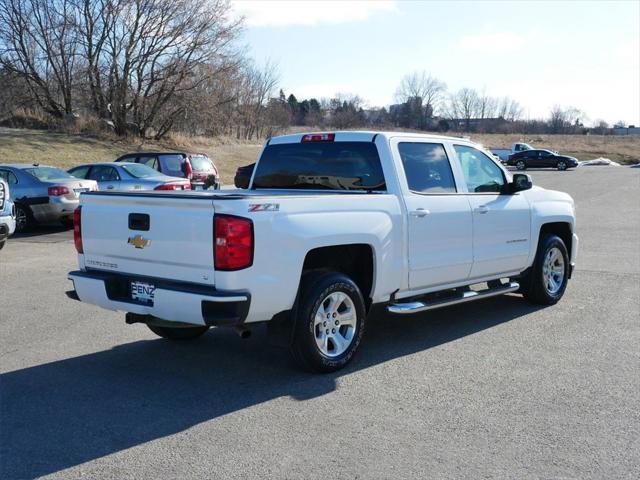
left=248, top=203, right=280, bottom=212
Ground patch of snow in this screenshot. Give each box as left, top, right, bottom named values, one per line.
left=578, top=158, right=621, bottom=167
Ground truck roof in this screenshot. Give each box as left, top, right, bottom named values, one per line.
left=268, top=131, right=472, bottom=145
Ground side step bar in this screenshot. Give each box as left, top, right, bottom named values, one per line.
left=387, top=281, right=520, bottom=315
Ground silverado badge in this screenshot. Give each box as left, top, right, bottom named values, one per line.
left=128, top=235, right=151, bottom=249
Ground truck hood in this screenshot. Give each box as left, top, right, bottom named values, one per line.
left=522, top=185, right=574, bottom=206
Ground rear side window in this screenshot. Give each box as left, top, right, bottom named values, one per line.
left=159, top=154, right=186, bottom=178
left=398, top=143, right=456, bottom=193
left=0, top=169, right=18, bottom=184
left=137, top=156, right=158, bottom=170
left=69, top=166, right=90, bottom=179
left=89, top=166, right=119, bottom=182
left=190, top=155, right=213, bottom=172
left=252, top=142, right=385, bottom=191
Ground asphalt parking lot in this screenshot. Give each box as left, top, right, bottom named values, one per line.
left=1, top=167, right=639, bottom=479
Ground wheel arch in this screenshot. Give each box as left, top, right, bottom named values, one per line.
left=539, top=222, right=573, bottom=259
left=301, top=243, right=376, bottom=308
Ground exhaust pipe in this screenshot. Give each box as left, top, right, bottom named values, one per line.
left=234, top=325, right=251, bottom=339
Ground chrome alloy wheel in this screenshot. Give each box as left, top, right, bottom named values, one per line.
left=313, top=292, right=357, bottom=358
left=542, top=246, right=565, bottom=294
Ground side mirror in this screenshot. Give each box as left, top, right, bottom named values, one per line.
left=510, top=173, right=532, bottom=193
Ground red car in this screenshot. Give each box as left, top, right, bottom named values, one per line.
left=115, top=152, right=220, bottom=189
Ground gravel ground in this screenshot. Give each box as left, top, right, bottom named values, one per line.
left=1, top=167, right=638, bottom=479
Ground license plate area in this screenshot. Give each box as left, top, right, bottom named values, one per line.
left=130, top=280, right=156, bottom=305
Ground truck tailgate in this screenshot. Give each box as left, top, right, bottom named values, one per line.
left=80, top=194, right=215, bottom=285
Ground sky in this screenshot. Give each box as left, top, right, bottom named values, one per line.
left=231, top=0, right=640, bottom=126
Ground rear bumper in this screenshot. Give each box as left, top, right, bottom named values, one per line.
left=0, top=213, right=16, bottom=240
left=67, top=270, right=250, bottom=327
left=31, top=196, right=78, bottom=223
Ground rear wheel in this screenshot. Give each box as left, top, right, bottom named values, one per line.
left=516, top=160, right=526, bottom=170
left=0, top=240, right=5, bottom=250
left=557, top=160, right=567, bottom=171
left=519, top=234, right=569, bottom=305
left=290, top=271, right=366, bottom=373
left=14, top=204, right=32, bottom=232
left=147, top=324, right=210, bottom=340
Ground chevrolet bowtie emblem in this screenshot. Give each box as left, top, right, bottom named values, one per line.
left=128, top=235, right=151, bottom=249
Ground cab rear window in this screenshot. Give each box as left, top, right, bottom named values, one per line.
left=252, top=142, right=386, bottom=191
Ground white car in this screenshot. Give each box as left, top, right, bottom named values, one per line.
left=68, top=131, right=578, bottom=372
left=0, top=178, right=16, bottom=250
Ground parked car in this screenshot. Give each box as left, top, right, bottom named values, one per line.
left=68, top=131, right=578, bottom=373
left=0, top=164, right=98, bottom=231
left=234, top=163, right=255, bottom=189
left=507, top=149, right=579, bottom=171
left=114, top=152, right=219, bottom=190
left=0, top=178, right=16, bottom=249
left=490, top=142, right=534, bottom=162
left=68, top=162, right=191, bottom=192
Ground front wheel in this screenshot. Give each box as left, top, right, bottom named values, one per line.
left=520, top=234, right=569, bottom=305
left=147, top=324, right=210, bottom=340
left=290, top=272, right=366, bottom=373
left=557, top=160, right=567, bottom=171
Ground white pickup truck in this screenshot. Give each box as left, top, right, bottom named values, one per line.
left=490, top=142, right=534, bottom=162
left=68, top=131, right=578, bottom=372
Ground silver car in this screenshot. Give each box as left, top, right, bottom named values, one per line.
left=67, top=162, right=192, bottom=192
left=0, top=164, right=98, bottom=232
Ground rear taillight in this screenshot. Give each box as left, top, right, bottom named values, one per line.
left=48, top=186, right=70, bottom=196
left=73, top=207, right=83, bottom=253
left=301, top=133, right=335, bottom=142
left=184, top=159, right=193, bottom=179
left=154, top=182, right=191, bottom=191
left=214, top=215, right=253, bottom=271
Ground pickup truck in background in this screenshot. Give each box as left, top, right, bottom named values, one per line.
left=490, top=142, right=534, bottom=163
left=68, top=131, right=578, bottom=372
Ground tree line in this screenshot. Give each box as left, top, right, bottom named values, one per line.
left=0, top=1, right=619, bottom=139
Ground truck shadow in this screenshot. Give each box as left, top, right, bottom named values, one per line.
left=1, top=295, right=543, bottom=479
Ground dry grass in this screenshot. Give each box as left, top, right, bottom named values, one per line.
left=0, top=128, right=638, bottom=186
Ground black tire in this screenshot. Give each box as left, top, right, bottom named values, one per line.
left=516, top=160, right=526, bottom=170
left=557, top=160, right=567, bottom=171
left=0, top=240, right=5, bottom=250
left=147, top=324, right=210, bottom=340
left=519, top=234, right=569, bottom=305
left=290, top=271, right=366, bottom=373
left=14, top=204, right=33, bottom=232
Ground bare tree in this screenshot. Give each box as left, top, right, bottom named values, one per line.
left=0, top=0, right=80, bottom=117
left=447, top=88, right=480, bottom=130
left=395, top=71, right=447, bottom=115
left=549, top=105, right=584, bottom=133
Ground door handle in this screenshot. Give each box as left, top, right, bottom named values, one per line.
left=410, top=208, right=430, bottom=218
left=475, top=205, right=489, bottom=214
